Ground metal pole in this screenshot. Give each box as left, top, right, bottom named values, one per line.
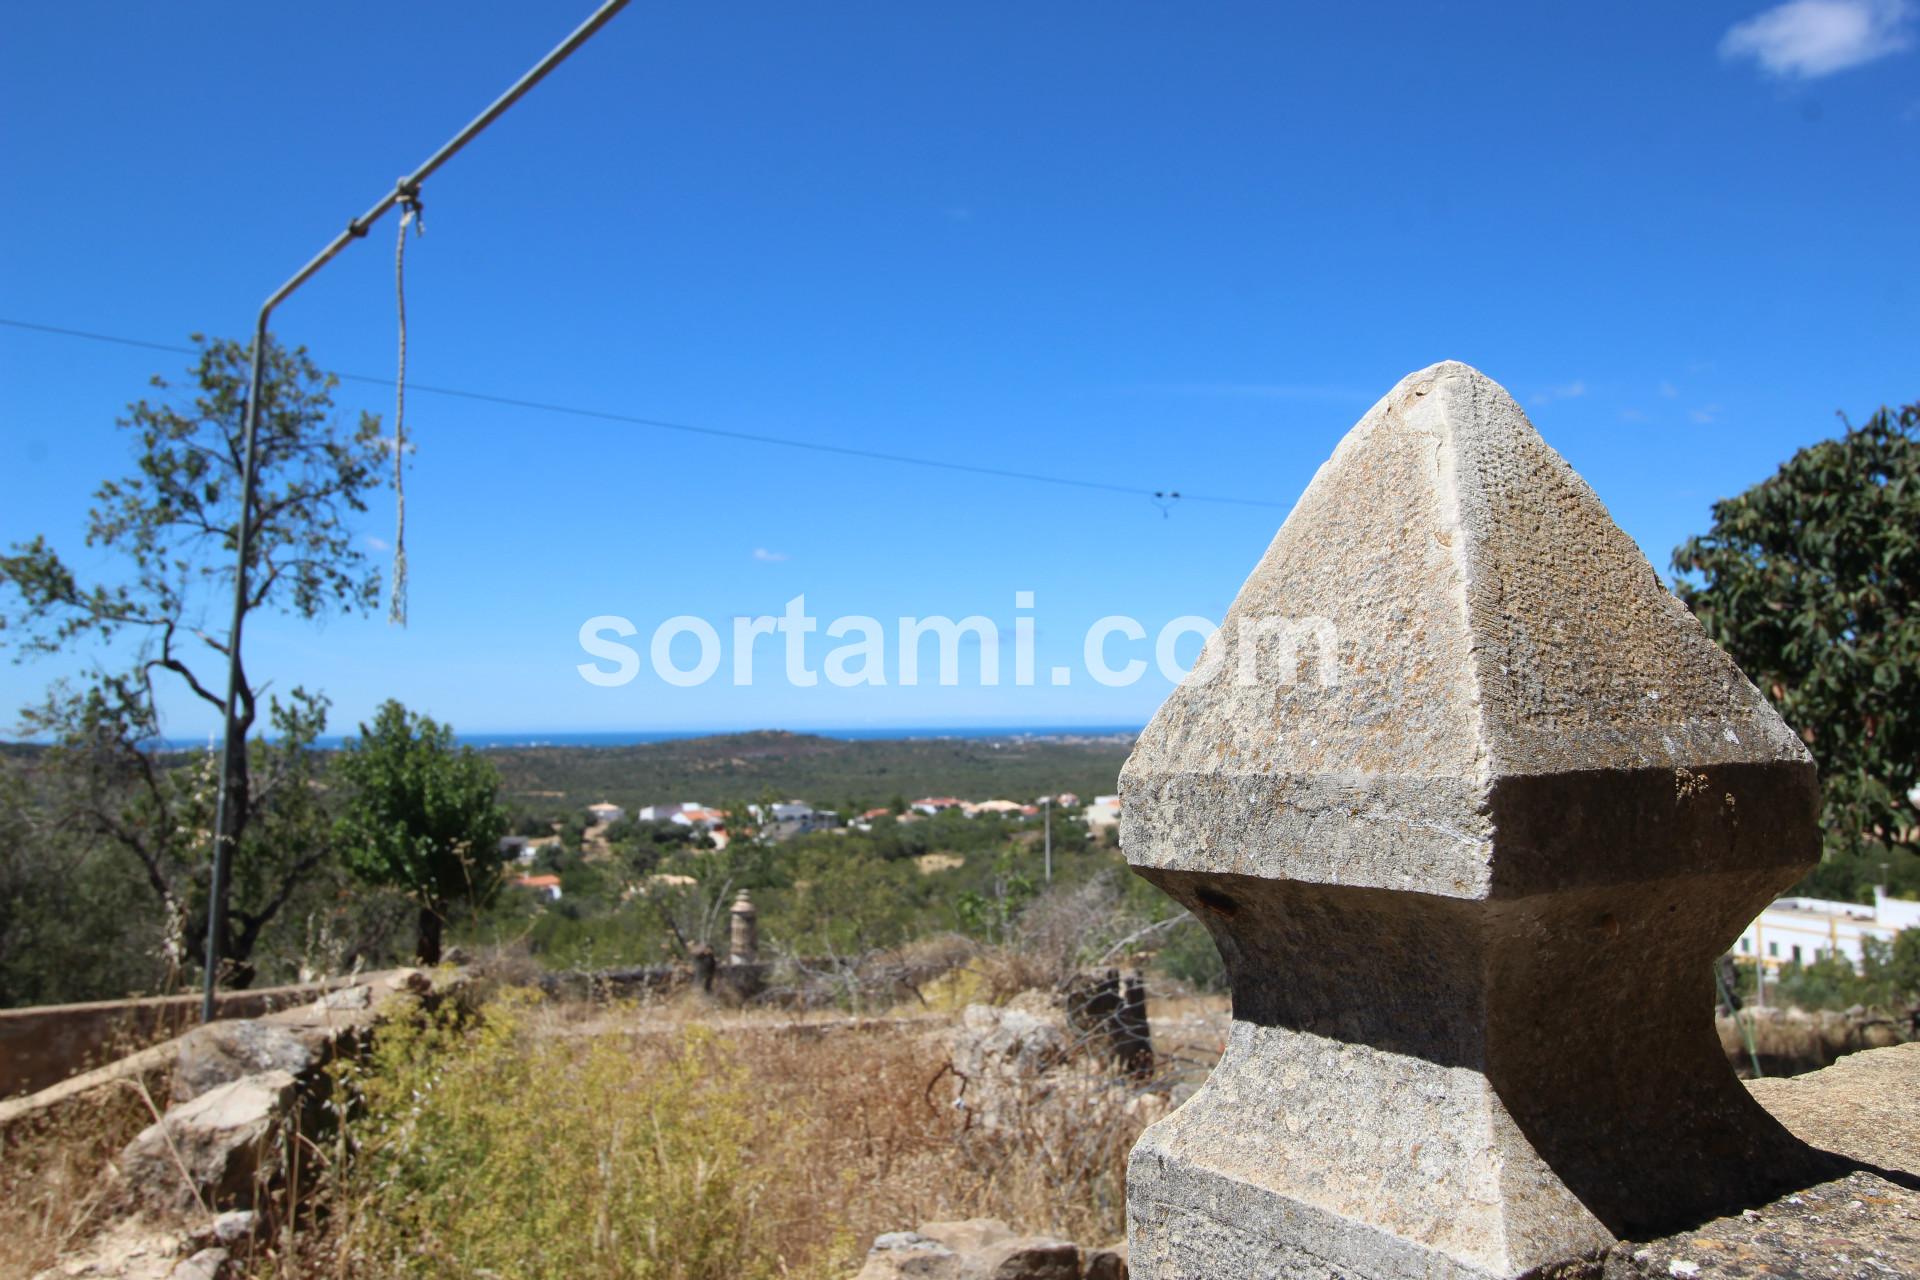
left=201, top=0, right=630, bottom=1021
left=1043, top=797, right=1052, bottom=884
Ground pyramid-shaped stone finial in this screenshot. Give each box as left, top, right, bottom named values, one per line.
left=1122, top=362, right=1828, bottom=1279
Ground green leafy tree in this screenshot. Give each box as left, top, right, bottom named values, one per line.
left=0, top=336, right=384, bottom=984
left=1673, top=401, right=1920, bottom=899
left=334, top=701, right=507, bottom=964
left=954, top=849, right=1037, bottom=944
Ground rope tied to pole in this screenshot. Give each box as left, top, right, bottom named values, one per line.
left=389, top=187, right=424, bottom=626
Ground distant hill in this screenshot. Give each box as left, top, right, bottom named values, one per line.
left=484, top=729, right=1133, bottom=815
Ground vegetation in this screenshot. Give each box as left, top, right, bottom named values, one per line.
left=334, top=701, right=508, bottom=964
left=1674, top=399, right=1920, bottom=902
left=0, top=335, right=385, bottom=987
left=484, top=730, right=1130, bottom=822
left=461, top=792, right=1180, bottom=983
left=249, top=983, right=1159, bottom=1280
left=322, top=1001, right=784, bottom=1280
left=1747, top=932, right=1920, bottom=1013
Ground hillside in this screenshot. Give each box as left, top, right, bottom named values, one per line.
left=485, top=730, right=1134, bottom=816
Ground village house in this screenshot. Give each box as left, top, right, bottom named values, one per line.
left=749, top=799, right=840, bottom=841
left=1083, top=793, right=1121, bottom=831
left=1736, top=884, right=1920, bottom=972
left=637, top=801, right=727, bottom=830
left=509, top=873, right=562, bottom=902
left=965, top=799, right=1027, bottom=816
left=498, top=834, right=560, bottom=864
left=911, top=796, right=964, bottom=815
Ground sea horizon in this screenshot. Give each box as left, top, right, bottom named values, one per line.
left=3, top=724, right=1145, bottom=753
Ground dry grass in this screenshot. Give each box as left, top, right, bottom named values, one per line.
left=249, top=990, right=1155, bottom=1279
left=713, top=1017, right=1147, bottom=1268
left=0, top=1068, right=174, bottom=1279
left=8, top=977, right=1181, bottom=1279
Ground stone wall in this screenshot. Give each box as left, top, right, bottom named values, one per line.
left=0, top=978, right=356, bottom=1099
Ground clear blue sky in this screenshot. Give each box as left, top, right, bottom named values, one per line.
left=2, top=1, right=1915, bottom=738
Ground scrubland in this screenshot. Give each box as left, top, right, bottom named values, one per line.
left=1, top=961, right=1225, bottom=1280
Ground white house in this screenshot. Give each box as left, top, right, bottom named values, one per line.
left=585, top=801, right=626, bottom=826
left=1735, top=886, right=1919, bottom=972
left=637, top=801, right=725, bottom=828
left=1084, top=794, right=1121, bottom=831
left=748, top=800, right=839, bottom=840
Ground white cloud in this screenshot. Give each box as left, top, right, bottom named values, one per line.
left=1531, top=380, right=1588, bottom=406
left=752, top=547, right=790, bottom=563
left=1721, top=0, right=1914, bottom=78
left=362, top=534, right=390, bottom=552
left=1658, top=380, right=1680, bottom=399
left=1620, top=407, right=1649, bottom=423
left=1691, top=404, right=1724, bottom=424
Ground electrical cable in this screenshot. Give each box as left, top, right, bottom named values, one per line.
left=0, top=317, right=1289, bottom=510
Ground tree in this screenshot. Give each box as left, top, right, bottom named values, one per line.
left=334, top=700, right=507, bottom=963
left=0, top=335, right=385, bottom=984
left=1673, top=400, right=1920, bottom=899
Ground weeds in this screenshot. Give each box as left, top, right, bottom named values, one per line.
left=258, top=986, right=1157, bottom=1279
left=0, top=1067, right=169, bottom=1278
left=290, top=995, right=782, bottom=1280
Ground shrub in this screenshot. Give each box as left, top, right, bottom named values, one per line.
left=326, top=997, right=783, bottom=1280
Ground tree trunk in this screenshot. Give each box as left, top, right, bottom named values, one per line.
left=416, top=902, right=443, bottom=966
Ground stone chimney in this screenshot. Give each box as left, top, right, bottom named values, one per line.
left=1121, top=362, right=1827, bottom=1278
left=728, top=888, right=758, bottom=966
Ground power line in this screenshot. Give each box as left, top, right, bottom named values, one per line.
left=0, top=316, right=1289, bottom=509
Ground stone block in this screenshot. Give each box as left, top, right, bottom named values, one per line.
left=1122, top=362, right=1830, bottom=1278
left=121, top=1070, right=297, bottom=1214
left=171, top=1021, right=324, bottom=1104
left=855, top=1231, right=961, bottom=1280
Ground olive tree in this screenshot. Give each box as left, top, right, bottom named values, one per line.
left=0, top=336, right=384, bottom=984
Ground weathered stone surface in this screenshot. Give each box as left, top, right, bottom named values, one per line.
left=167, top=1247, right=229, bottom=1280
left=970, top=1239, right=1081, bottom=1280
left=951, top=1007, right=1070, bottom=1079
left=167, top=971, right=437, bottom=1103
left=1745, top=1041, right=1920, bottom=1173
left=1082, top=1241, right=1128, bottom=1280
left=1594, top=1043, right=1920, bottom=1279
left=205, top=1211, right=256, bottom=1248
left=1603, top=1171, right=1920, bottom=1280
left=120, top=1070, right=297, bottom=1214
left=856, top=1220, right=1093, bottom=1280
left=1122, top=360, right=1813, bottom=897
left=917, top=1219, right=1081, bottom=1280
left=918, top=1219, right=1018, bottom=1254
left=0, top=969, right=437, bottom=1131
left=854, top=1231, right=960, bottom=1279
left=1121, top=363, right=1828, bottom=1279
left=170, top=1022, right=323, bottom=1104
left=949, top=1004, right=1071, bottom=1132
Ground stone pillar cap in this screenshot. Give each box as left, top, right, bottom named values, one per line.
left=1120, top=361, right=1812, bottom=899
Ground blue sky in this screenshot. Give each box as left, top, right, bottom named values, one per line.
left=2, top=1, right=1916, bottom=738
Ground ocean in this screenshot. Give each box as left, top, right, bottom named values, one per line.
left=120, top=725, right=1142, bottom=752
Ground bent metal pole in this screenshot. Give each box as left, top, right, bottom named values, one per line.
left=202, top=0, right=630, bottom=1021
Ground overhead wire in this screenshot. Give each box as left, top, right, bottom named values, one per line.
left=0, top=317, right=1289, bottom=510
